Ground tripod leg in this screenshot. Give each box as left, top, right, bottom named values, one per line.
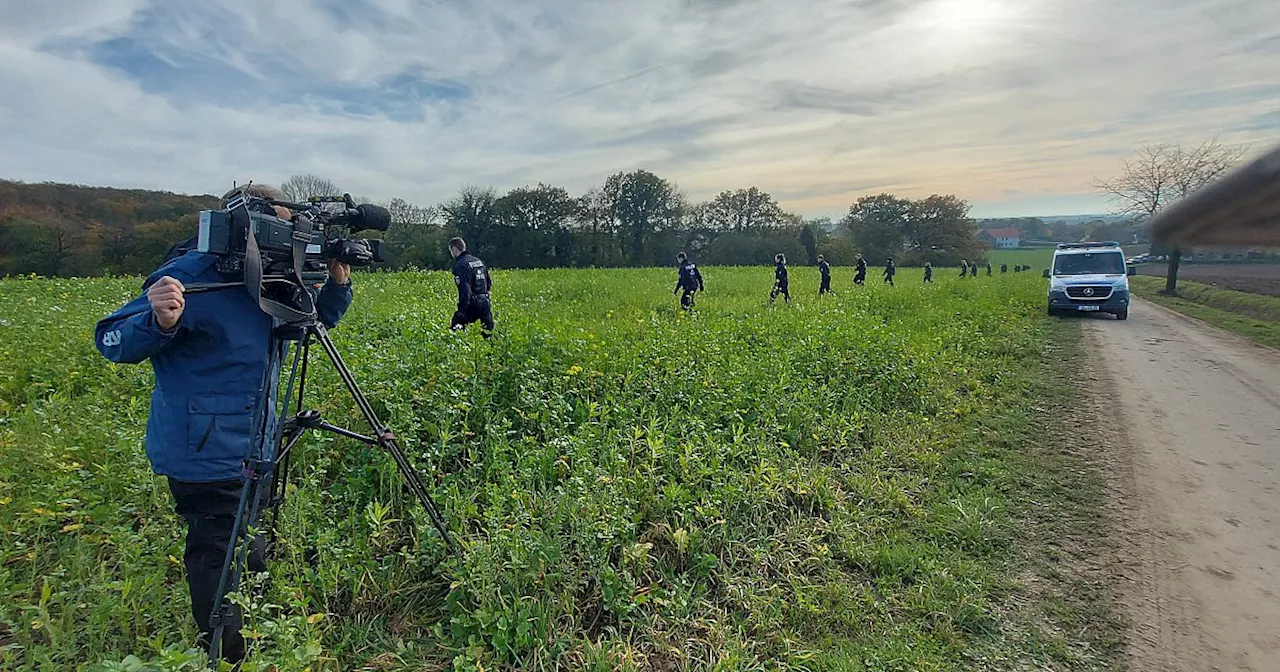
left=208, top=338, right=304, bottom=663
left=310, top=325, right=456, bottom=553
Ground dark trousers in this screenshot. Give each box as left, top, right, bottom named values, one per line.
left=854, top=270, right=866, bottom=285
left=679, top=288, right=697, bottom=309
left=168, top=478, right=267, bottom=664
left=819, top=276, right=831, bottom=294
left=884, top=274, right=895, bottom=286
left=770, top=282, right=790, bottom=303
left=451, top=295, right=494, bottom=336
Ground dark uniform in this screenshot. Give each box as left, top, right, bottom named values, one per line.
left=854, top=257, right=868, bottom=285
left=818, top=259, right=832, bottom=294
left=451, top=252, right=494, bottom=336
left=674, top=259, right=704, bottom=309
left=770, top=260, right=791, bottom=304
left=883, top=259, right=896, bottom=286
left=986, top=262, right=992, bottom=276
left=1001, top=263, right=1008, bottom=274
left=959, top=261, right=968, bottom=278
left=924, top=264, right=933, bottom=283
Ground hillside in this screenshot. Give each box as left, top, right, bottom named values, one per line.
left=0, top=180, right=218, bottom=277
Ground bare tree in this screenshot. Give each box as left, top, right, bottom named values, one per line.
left=1095, top=139, right=1246, bottom=293
left=280, top=174, right=342, bottom=203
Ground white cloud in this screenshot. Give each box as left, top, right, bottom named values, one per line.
left=1, top=0, right=1278, bottom=218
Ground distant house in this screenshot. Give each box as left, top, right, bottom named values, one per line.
left=977, top=227, right=1021, bottom=249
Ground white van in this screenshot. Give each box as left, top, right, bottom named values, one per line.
left=1045, top=242, right=1134, bottom=320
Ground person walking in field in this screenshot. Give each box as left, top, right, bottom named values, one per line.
left=986, top=261, right=993, bottom=276
left=1001, top=263, right=1008, bottom=274
left=818, top=254, right=832, bottom=295
left=449, top=237, right=494, bottom=339
left=770, top=253, right=791, bottom=304
left=854, top=254, right=868, bottom=286
left=959, top=260, right=969, bottom=278
left=924, top=261, right=933, bottom=283
left=673, top=252, right=704, bottom=310
left=883, top=258, right=896, bottom=286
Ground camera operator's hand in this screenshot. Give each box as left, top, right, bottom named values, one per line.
left=327, top=259, right=351, bottom=286
left=147, top=276, right=185, bottom=332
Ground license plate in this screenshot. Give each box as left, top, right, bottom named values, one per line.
left=1077, top=305, right=1100, bottom=312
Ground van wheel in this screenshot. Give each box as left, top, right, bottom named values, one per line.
left=1047, top=306, right=1059, bottom=317
left=1116, top=309, right=1128, bottom=321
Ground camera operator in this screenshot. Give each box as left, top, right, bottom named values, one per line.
left=448, top=237, right=494, bottom=338
left=93, top=184, right=354, bottom=664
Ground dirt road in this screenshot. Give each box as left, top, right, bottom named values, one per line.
left=1084, top=298, right=1280, bottom=671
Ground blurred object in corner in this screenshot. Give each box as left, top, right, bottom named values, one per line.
left=1149, top=143, right=1280, bottom=247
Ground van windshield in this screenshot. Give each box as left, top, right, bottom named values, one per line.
left=1053, top=252, right=1125, bottom=276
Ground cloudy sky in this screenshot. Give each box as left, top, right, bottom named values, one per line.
left=1, top=0, right=1277, bottom=218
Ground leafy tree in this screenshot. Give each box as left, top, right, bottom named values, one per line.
left=383, top=199, right=442, bottom=268
left=906, top=195, right=981, bottom=264
left=440, top=186, right=499, bottom=253
left=842, top=194, right=912, bottom=261
left=798, top=224, right=819, bottom=265
left=703, top=187, right=785, bottom=232
left=493, top=184, right=580, bottom=267
left=600, top=170, right=684, bottom=264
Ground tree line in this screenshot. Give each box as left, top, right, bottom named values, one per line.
left=0, top=172, right=987, bottom=277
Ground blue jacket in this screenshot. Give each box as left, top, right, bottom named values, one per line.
left=95, top=252, right=353, bottom=482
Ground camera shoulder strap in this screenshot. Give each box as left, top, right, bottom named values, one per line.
left=243, top=214, right=317, bottom=326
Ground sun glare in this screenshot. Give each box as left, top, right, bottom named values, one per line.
left=905, top=0, right=1021, bottom=44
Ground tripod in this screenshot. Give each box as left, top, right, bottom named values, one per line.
left=204, top=317, right=455, bottom=664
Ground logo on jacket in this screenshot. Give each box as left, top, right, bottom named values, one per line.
left=102, top=330, right=122, bottom=347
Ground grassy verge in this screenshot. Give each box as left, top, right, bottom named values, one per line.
left=1130, top=276, right=1280, bottom=349
left=1, top=269, right=1121, bottom=670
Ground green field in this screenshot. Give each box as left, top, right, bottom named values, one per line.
left=0, top=268, right=1117, bottom=671
left=985, top=249, right=1054, bottom=272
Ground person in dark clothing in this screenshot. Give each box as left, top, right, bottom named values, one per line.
left=1001, top=263, right=1008, bottom=274
left=883, top=258, right=896, bottom=286
left=770, top=253, right=791, bottom=304
left=818, top=254, right=832, bottom=294
left=959, top=260, right=969, bottom=278
left=673, top=252, right=704, bottom=309
left=95, top=184, right=354, bottom=664
left=449, top=237, right=494, bottom=338
left=854, top=254, right=868, bottom=286
left=924, top=261, right=933, bottom=283
left=986, top=262, right=993, bottom=276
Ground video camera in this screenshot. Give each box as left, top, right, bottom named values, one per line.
left=197, top=189, right=392, bottom=283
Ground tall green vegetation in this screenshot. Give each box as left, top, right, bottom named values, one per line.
left=1, top=268, right=1114, bottom=670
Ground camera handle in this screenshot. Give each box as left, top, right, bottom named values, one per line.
left=207, top=322, right=454, bottom=665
